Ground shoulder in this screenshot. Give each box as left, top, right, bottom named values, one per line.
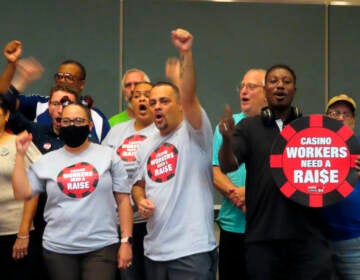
left=19, top=94, right=48, bottom=104
left=90, top=107, right=107, bottom=120
left=109, top=110, right=130, bottom=126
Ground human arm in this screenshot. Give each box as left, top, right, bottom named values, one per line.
left=218, top=104, right=239, bottom=173
left=0, top=40, right=22, bottom=93
left=131, top=180, right=155, bottom=219
left=213, top=166, right=245, bottom=210
left=171, top=28, right=202, bottom=129
left=12, top=195, right=39, bottom=260
left=165, top=57, right=181, bottom=89
left=12, top=131, right=35, bottom=200
left=115, top=192, right=133, bottom=269
left=11, top=57, right=43, bottom=93
left=8, top=111, right=34, bottom=134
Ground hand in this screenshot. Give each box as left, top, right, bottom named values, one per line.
left=118, top=243, right=133, bottom=270
left=165, top=57, right=180, bottom=86
left=12, top=236, right=29, bottom=260
left=219, top=104, right=235, bottom=140
left=16, top=57, right=44, bottom=83
left=171, top=28, right=193, bottom=53
left=356, top=155, right=360, bottom=178
left=15, top=131, right=33, bottom=156
left=4, top=40, right=22, bottom=63
left=137, top=199, right=155, bottom=218
left=228, top=188, right=245, bottom=209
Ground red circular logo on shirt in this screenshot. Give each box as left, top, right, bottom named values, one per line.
left=117, top=135, right=147, bottom=162
left=147, top=143, right=178, bottom=183
left=57, top=162, right=99, bottom=198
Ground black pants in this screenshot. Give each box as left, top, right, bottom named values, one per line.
left=119, top=222, right=147, bottom=280
left=218, top=227, right=247, bottom=280
left=0, top=233, right=38, bottom=280
left=245, top=239, right=336, bottom=280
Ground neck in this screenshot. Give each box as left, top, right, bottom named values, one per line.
left=272, top=106, right=292, bottom=121
left=53, top=125, right=59, bottom=135
left=0, top=128, right=8, bottom=138
left=64, top=140, right=91, bottom=154
left=134, top=119, right=152, bottom=131
left=127, top=107, right=135, bottom=119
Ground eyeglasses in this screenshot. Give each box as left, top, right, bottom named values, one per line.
left=327, top=111, right=353, bottom=119
left=124, top=81, right=140, bottom=88
left=60, top=117, right=89, bottom=127
left=49, top=96, right=74, bottom=108
left=54, top=72, right=82, bottom=83
left=237, top=83, right=264, bottom=92
left=49, top=101, right=62, bottom=107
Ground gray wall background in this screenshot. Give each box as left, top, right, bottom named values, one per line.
left=0, top=0, right=119, bottom=116
left=0, top=1, right=359, bottom=204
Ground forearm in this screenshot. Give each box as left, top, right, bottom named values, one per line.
left=179, top=50, right=196, bottom=103
left=213, top=166, right=238, bottom=197
left=12, top=153, right=33, bottom=200
left=17, top=195, right=39, bottom=236
left=11, top=74, right=30, bottom=93
left=0, top=62, right=16, bottom=93
left=131, top=181, right=146, bottom=207
left=116, top=194, right=133, bottom=238
left=219, top=138, right=238, bottom=173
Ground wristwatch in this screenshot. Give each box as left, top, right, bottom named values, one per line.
left=120, top=236, right=133, bottom=245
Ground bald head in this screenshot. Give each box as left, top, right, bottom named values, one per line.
left=239, top=69, right=267, bottom=117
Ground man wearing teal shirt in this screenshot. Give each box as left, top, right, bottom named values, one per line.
left=213, top=69, right=266, bottom=280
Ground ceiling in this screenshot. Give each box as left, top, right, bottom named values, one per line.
left=193, top=0, right=360, bottom=5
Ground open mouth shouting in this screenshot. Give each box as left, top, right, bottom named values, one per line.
left=274, top=91, right=287, bottom=102
left=138, top=104, right=148, bottom=115
left=154, top=112, right=164, bottom=126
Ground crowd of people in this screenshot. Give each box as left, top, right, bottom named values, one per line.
left=0, top=28, right=359, bottom=280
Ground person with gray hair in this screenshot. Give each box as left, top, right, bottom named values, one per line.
left=213, top=68, right=267, bottom=280
left=109, top=68, right=150, bottom=126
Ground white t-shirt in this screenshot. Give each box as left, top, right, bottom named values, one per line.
left=27, top=143, right=129, bottom=254
left=133, top=109, right=217, bottom=261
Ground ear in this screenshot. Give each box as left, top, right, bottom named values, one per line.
left=79, top=80, right=86, bottom=91
left=5, top=111, right=10, bottom=122
left=88, top=120, right=94, bottom=131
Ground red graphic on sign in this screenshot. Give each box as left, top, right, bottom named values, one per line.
left=57, top=162, right=99, bottom=198
left=270, top=115, right=360, bottom=207
left=147, top=143, right=178, bottom=183
left=117, top=135, right=147, bottom=162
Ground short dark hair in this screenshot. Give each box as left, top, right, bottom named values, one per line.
left=60, top=59, right=86, bottom=81
left=152, top=81, right=180, bottom=100
left=265, top=64, right=296, bottom=85
left=63, top=103, right=92, bottom=122
left=49, top=83, right=81, bottom=102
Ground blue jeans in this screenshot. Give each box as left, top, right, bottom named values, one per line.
left=331, top=236, right=360, bottom=280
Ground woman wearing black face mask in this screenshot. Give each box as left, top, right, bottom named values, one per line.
left=12, top=103, right=133, bottom=280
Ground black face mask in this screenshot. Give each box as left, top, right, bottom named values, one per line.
left=59, top=125, right=90, bottom=148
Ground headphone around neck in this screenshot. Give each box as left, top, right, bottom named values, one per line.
left=261, top=106, right=302, bottom=127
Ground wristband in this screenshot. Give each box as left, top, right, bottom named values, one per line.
left=17, top=234, right=30, bottom=240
